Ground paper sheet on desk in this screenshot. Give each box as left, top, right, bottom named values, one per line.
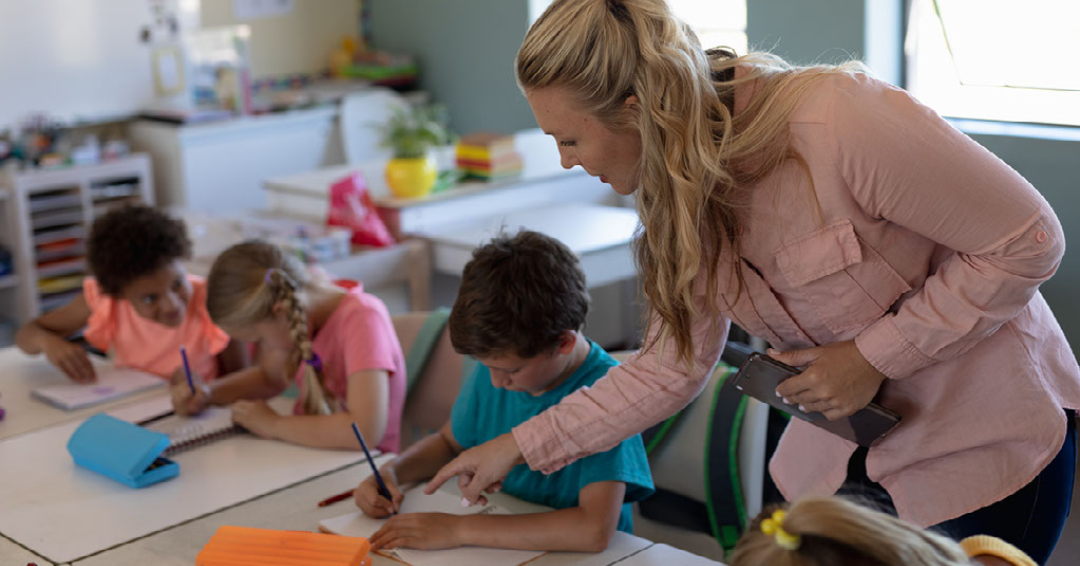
left=31, top=368, right=163, bottom=410
left=319, top=487, right=546, bottom=566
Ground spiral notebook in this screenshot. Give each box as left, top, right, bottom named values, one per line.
left=145, top=406, right=244, bottom=456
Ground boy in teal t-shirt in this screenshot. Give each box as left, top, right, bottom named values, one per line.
left=354, top=230, right=654, bottom=553
left=450, top=340, right=653, bottom=534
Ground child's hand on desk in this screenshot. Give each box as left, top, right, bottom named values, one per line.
left=230, top=400, right=281, bottom=439
left=370, top=513, right=462, bottom=551
left=44, top=336, right=96, bottom=383
left=170, top=369, right=211, bottom=416
left=355, top=465, right=404, bottom=518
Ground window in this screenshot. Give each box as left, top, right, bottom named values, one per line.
left=666, top=0, right=747, bottom=55
left=905, top=0, right=1080, bottom=126
left=528, top=0, right=747, bottom=55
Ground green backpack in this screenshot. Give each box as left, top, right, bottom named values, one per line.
left=638, top=343, right=788, bottom=554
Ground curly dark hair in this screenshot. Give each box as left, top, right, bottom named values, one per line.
left=449, top=230, right=590, bottom=359
left=86, top=204, right=192, bottom=296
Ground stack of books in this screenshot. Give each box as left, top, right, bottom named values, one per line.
left=456, top=132, right=524, bottom=181
left=196, top=526, right=372, bottom=566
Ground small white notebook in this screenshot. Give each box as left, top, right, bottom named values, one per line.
left=319, top=487, right=546, bottom=566
left=31, top=368, right=164, bottom=410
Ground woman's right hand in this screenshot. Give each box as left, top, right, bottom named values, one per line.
left=43, top=336, right=96, bottom=383
left=355, top=465, right=404, bottom=518
left=425, top=432, right=524, bottom=506
left=170, top=368, right=211, bottom=416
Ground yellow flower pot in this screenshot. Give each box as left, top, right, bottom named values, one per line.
left=385, top=155, right=438, bottom=199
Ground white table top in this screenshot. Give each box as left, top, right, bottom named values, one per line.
left=0, top=537, right=51, bottom=566
left=420, top=204, right=638, bottom=254
left=0, top=349, right=167, bottom=441
left=262, top=128, right=586, bottom=209
left=70, top=461, right=659, bottom=566
left=618, top=543, right=726, bottom=565
left=420, top=204, right=640, bottom=287
left=0, top=395, right=364, bottom=564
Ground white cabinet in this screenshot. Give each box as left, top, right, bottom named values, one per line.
left=129, top=107, right=346, bottom=213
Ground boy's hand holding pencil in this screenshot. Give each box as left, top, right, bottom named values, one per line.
left=354, top=464, right=404, bottom=518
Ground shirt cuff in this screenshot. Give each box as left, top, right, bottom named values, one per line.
left=854, top=315, right=937, bottom=380
left=959, top=535, right=1037, bottom=566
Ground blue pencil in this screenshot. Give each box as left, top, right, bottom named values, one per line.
left=351, top=422, right=395, bottom=514
left=180, top=345, right=195, bottom=395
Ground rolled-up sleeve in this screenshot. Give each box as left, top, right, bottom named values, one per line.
left=830, top=77, right=1065, bottom=380
left=514, top=306, right=727, bottom=474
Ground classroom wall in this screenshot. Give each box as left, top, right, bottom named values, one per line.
left=746, top=0, right=865, bottom=63
left=200, top=0, right=360, bottom=80
left=368, top=0, right=537, bottom=134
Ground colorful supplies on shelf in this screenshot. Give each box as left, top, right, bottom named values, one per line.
left=197, top=526, right=372, bottom=566
left=455, top=132, right=524, bottom=181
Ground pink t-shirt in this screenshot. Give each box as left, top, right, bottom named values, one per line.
left=83, top=275, right=231, bottom=380
left=291, top=285, right=405, bottom=454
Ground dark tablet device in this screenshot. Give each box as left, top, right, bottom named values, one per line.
left=731, top=352, right=902, bottom=447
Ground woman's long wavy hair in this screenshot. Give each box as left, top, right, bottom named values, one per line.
left=730, top=498, right=974, bottom=566
left=516, top=0, right=865, bottom=363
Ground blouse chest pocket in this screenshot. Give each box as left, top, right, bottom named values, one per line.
left=773, top=219, right=911, bottom=334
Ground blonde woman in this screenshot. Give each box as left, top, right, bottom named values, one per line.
left=730, top=497, right=1037, bottom=566
left=426, top=0, right=1080, bottom=562
left=170, top=240, right=406, bottom=453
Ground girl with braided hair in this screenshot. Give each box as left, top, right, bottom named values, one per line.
left=170, top=240, right=405, bottom=452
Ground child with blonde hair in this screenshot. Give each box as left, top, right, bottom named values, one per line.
left=730, top=497, right=1037, bottom=566
left=16, top=205, right=245, bottom=383
left=171, top=240, right=405, bottom=452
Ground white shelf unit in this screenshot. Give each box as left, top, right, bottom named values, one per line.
left=0, top=186, right=19, bottom=344
left=0, top=155, right=154, bottom=325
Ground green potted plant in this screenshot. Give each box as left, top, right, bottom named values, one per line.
left=379, top=103, right=454, bottom=199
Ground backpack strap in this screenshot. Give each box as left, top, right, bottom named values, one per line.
left=404, top=308, right=451, bottom=393
left=704, top=365, right=749, bottom=553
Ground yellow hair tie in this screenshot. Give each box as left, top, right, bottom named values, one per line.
left=760, top=510, right=801, bottom=551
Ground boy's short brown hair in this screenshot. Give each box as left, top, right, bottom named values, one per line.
left=449, top=230, right=589, bottom=359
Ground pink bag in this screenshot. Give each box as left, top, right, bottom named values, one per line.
left=326, top=172, right=395, bottom=247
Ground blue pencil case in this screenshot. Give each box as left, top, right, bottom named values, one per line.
left=67, top=413, right=179, bottom=488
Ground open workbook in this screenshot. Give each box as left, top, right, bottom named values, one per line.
left=319, top=487, right=547, bottom=566
left=31, top=368, right=164, bottom=410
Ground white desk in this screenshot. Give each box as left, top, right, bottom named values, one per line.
left=180, top=211, right=434, bottom=312
left=262, top=129, right=623, bottom=239
left=420, top=204, right=639, bottom=288
left=0, top=537, right=50, bottom=566
left=618, top=543, right=726, bottom=565
left=0, top=349, right=166, bottom=441
left=0, top=395, right=365, bottom=564
left=70, top=462, right=660, bottom=566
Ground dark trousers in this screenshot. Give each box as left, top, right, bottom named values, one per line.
left=840, top=411, right=1077, bottom=565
